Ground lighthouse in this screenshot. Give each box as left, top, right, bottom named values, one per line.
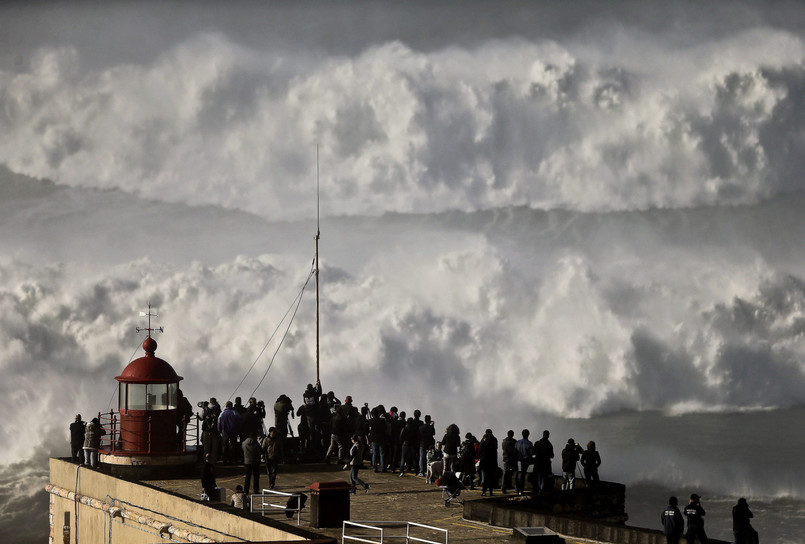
left=98, top=307, right=197, bottom=477
left=115, top=335, right=184, bottom=453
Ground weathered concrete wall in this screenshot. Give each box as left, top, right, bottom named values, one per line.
left=48, top=458, right=330, bottom=544
left=464, top=484, right=730, bottom=544
left=513, top=481, right=628, bottom=522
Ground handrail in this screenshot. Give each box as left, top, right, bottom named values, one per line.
left=96, top=410, right=199, bottom=455
left=250, top=489, right=306, bottom=526
left=343, top=521, right=448, bottom=544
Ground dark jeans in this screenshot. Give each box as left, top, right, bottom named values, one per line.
left=71, top=441, right=84, bottom=464
left=400, top=443, right=414, bottom=472
left=419, top=446, right=428, bottom=475
left=733, top=528, right=758, bottom=544
left=349, top=465, right=368, bottom=491
left=517, top=460, right=531, bottom=493
left=371, top=442, right=385, bottom=470
left=686, top=526, right=708, bottom=544
left=537, top=471, right=552, bottom=492
left=244, top=463, right=260, bottom=494
left=265, top=459, right=278, bottom=488
left=502, top=461, right=517, bottom=491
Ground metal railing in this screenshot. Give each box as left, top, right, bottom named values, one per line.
left=96, top=410, right=199, bottom=455
left=342, top=521, right=448, bottom=544
left=250, top=489, right=306, bottom=526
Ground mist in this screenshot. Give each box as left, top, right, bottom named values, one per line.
left=3, top=1, right=805, bottom=542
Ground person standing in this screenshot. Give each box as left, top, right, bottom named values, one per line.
left=217, top=401, right=242, bottom=464
left=514, top=429, right=534, bottom=495
left=501, top=430, right=517, bottom=494
left=242, top=431, right=262, bottom=495
left=262, top=427, right=280, bottom=489
left=368, top=408, right=388, bottom=472
left=478, top=429, right=498, bottom=496
left=201, top=453, right=217, bottom=501
left=399, top=417, right=419, bottom=476
left=69, top=415, right=85, bottom=464
left=82, top=417, right=106, bottom=469
left=325, top=406, right=349, bottom=464
left=459, top=433, right=478, bottom=489
left=684, top=493, right=709, bottom=544
left=441, top=424, right=461, bottom=473
left=418, top=415, right=436, bottom=477
left=560, top=439, right=583, bottom=490
left=346, top=434, right=370, bottom=494
left=580, top=440, right=601, bottom=487
left=534, top=430, right=554, bottom=492
left=732, top=497, right=759, bottom=544
left=273, top=394, right=294, bottom=460
left=661, top=496, right=684, bottom=544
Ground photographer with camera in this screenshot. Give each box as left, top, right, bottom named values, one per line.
left=684, top=493, right=708, bottom=544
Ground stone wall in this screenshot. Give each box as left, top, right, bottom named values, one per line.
left=464, top=481, right=729, bottom=544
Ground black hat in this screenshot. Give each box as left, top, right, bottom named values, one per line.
left=690, top=493, right=701, bottom=500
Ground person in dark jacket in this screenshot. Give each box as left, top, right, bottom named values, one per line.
left=302, top=380, right=322, bottom=449
left=242, top=431, right=262, bottom=494
left=580, top=440, right=601, bottom=487
left=69, top=414, right=85, bottom=463
left=732, top=497, right=758, bottom=544
left=346, top=434, right=370, bottom=494
left=325, top=406, right=350, bottom=463
left=661, top=496, right=684, bottom=544
left=217, top=401, right=242, bottom=464
left=514, top=429, right=534, bottom=495
left=534, top=430, right=554, bottom=492
left=201, top=453, right=217, bottom=501
left=478, top=429, right=498, bottom=496
left=459, top=433, right=479, bottom=489
left=262, top=427, right=280, bottom=489
left=561, top=438, right=583, bottom=490
left=418, top=415, right=436, bottom=477
left=389, top=410, right=405, bottom=471
left=441, top=424, right=461, bottom=473
left=684, top=493, right=708, bottom=544
left=273, top=394, right=294, bottom=460
left=501, top=430, right=517, bottom=494
left=368, top=408, right=388, bottom=472
left=398, top=417, right=419, bottom=475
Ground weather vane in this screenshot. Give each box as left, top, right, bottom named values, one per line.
left=136, top=303, right=164, bottom=337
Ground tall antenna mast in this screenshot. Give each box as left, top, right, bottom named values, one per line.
left=315, top=145, right=321, bottom=383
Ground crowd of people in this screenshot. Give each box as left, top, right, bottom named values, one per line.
left=661, top=494, right=759, bottom=544
left=190, top=381, right=607, bottom=499
left=68, top=383, right=761, bottom=542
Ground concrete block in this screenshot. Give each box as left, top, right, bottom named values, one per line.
left=512, top=527, right=566, bottom=544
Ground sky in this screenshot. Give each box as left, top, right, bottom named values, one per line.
left=2, top=1, right=805, bottom=541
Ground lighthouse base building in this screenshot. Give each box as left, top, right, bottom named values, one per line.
left=47, top=458, right=331, bottom=544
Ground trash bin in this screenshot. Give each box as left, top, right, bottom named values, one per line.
left=306, top=481, right=352, bottom=528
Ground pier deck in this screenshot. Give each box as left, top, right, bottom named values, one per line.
left=146, top=462, right=588, bottom=543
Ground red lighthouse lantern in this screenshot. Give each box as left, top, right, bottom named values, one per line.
left=115, top=336, right=184, bottom=453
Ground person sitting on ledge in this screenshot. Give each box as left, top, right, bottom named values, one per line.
left=231, top=485, right=247, bottom=510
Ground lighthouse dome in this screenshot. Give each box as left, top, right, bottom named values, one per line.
left=115, top=337, right=183, bottom=384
